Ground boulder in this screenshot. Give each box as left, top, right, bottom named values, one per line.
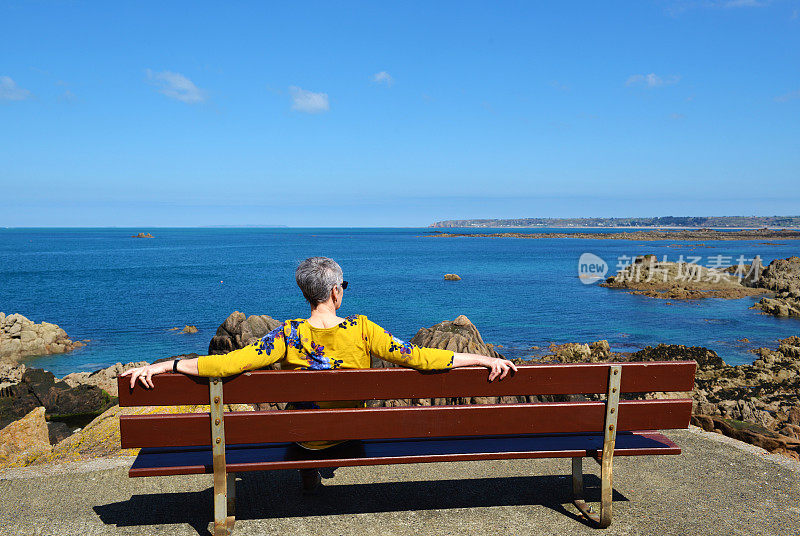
left=0, top=368, right=115, bottom=429
left=444, top=274, right=461, bottom=281
left=62, top=361, right=148, bottom=398
left=367, top=315, right=510, bottom=408
left=0, top=407, right=52, bottom=465
left=0, top=313, right=83, bottom=363
left=409, top=315, right=504, bottom=359
left=180, top=325, right=198, bottom=334
left=208, top=311, right=282, bottom=355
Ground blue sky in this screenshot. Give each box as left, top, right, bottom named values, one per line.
left=1, top=1, right=798, bottom=227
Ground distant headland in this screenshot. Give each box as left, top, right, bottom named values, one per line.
left=429, top=216, right=800, bottom=229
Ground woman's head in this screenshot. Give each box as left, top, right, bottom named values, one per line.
left=295, top=257, right=345, bottom=307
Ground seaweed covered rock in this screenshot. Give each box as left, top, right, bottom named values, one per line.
left=0, top=368, right=115, bottom=429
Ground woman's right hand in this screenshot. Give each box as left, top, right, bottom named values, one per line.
left=120, top=361, right=171, bottom=389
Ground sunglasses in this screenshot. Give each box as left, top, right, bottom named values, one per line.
left=341, top=281, right=349, bottom=290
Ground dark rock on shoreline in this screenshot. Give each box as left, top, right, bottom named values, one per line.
left=0, top=368, right=115, bottom=430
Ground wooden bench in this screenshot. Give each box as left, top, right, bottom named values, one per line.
left=117, top=361, right=696, bottom=534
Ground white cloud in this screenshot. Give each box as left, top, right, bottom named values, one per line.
left=775, top=90, right=800, bottom=103
left=146, top=69, right=206, bottom=104
left=372, top=71, right=394, bottom=86
left=626, top=73, right=681, bottom=88
left=289, top=86, right=329, bottom=113
left=0, top=76, right=32, bottom=101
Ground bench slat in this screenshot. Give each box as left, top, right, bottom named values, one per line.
left=128, top=431, right=681, bottom=477
left=117, top=362, right=696, bottom=407
left=120, top=399, right=692, bottom=448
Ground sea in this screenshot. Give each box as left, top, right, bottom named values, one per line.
left=1, top=227, right=798, bottom=376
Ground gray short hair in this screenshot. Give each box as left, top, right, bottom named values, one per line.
left=295, top=257, right=344, bottom=305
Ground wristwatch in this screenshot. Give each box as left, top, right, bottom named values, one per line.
left=172, top=359, right=180, bottom=373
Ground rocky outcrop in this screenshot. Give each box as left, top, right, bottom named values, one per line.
left=367, top=315, right=517, bottom=408
left=530, top=338, right=800, bottom=459
left=0, top=407, right=51, bottom=465
left=444, top=274, right=461, bottom=281
left=62, top=361, right=147, bottom=398
left=208, top=311, right=282, bottom=355
left=131, top=232, right=154, bottom=238
left=0, top=313, right=85, bottom=363
left=751, top=256, right=800, bottom=318
left=600, top=256, right=765, bottom=299
left=0, top=368, right=115, bottom=429
left=408, top=315, right=504, bottom=359
left=180, top=325, right=198, bottom=334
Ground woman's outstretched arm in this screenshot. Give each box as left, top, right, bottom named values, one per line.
left=120, top=357, right=200, bottom=389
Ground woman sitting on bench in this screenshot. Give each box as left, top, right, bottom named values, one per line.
left=121, top=256, right=516, bottom=491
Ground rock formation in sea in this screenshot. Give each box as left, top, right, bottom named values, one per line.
left=444, top=273, right=461, bottom=280
left=0, top=313, right=85, bottom=363
left=750, top=256, right=800, bottom=318
left=599, top=255, right=765, bottom=299
left=131, top=232, right=154, bottom=238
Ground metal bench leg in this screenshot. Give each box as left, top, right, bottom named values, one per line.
left=210, top=378, right=235, bottom=536
left=571, top=365, right=621, bottom=529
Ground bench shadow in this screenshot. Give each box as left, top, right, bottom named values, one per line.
left=93, top=472, right=627, bottom=535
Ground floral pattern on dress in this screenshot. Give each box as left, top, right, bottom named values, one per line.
left=338, top=315, right=359, bottom=329
left=298, top=340, right=330, bottom=370
left=285, top=320, right=303, bottom=349
left=255, top=323, right=285, bottom=355
left=385, top=330, right=415, bottom=356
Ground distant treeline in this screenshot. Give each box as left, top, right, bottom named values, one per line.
left=429, top=216, right=800, bottom=228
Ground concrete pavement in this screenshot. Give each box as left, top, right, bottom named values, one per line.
left=0, top=427, right=798, bottom=536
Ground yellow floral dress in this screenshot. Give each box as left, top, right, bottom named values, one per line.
left=196, top=314, right=454, bottom=449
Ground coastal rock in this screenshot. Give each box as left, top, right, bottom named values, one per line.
left=599, top=257, right=764, bottom=299
left=750, top=256, right=800, bottom=318
left=0, top=313, right=84, bottom=363
left=0, top=362, right=26, bottom=389
left=444, top=274, right=461, bottom=281
left=180, top=325, right=198, bottom=334
left=537, top=337, right=800, bottom=458
left=0, top=368, right=115, bottom=429
left=368, top=316, right=513, bottom=408
left=131, top=232, right=154, bottom=238
left=0, top=407, right=52, bottom=465
left=62, top=361, right=147, bottom=398
left=208, top=311, right=282, bottom=355
left=409, top=315, right=504, bottom=359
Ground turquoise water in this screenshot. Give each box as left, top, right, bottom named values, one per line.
left=1, top=227, right=797, bottom=375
